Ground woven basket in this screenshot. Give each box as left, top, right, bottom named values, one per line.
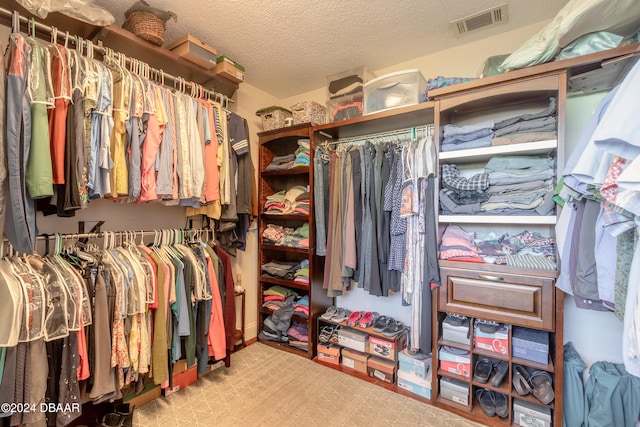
left=123, top=11, right=166, bottom=46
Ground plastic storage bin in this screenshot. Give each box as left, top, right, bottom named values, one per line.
left=290, top=101, right=326, bottom=126
left=327, top=66, right=375, bottom=122
left=364, top=69, right=427, bottom=115
left=255, top=106, right=292, bottom=131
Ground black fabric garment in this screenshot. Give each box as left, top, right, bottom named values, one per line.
left=45, top=339, right=64, bottom=426
left=420, top=176, right=440, bottom=354
left=350, top=148, right=363, bottom=283
left=367, top=145, right=383, bottom=296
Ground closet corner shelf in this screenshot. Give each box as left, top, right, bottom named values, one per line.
left=259, top=276, right=310, bottom=291
left=93, top=25, right=240, bottom=97
left=438, top=215, right=557, bottom=225
left=438, top=140, right=557, bottom=162
left=261, top=167, right=310, bottom=177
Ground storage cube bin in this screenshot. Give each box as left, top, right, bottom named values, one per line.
left=166, top=34, right=218, bottom=70
left=290, top=101, right=326, bottom=126
left=364, top=69, right=427, bottom=115
left=256, top=106, right=292, bottom=131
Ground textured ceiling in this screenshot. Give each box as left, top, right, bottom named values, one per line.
left=92, top=0, right=569, bottom=98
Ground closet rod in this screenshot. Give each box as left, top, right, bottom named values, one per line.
left=0, top=6, right=234, bottom=105
left=326, top=123, right=434, bottom=146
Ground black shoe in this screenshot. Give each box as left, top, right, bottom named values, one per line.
left=491, top=360, right=508, bottom=388
left=473, top=357, right=493, bottom=384
left=476, top=388, right=508, bottom=418
left=476, top=319, right=502, bottom=334
left=494, top=391, right=508, bottom=418
left=444, top=313, right=468, bottom=327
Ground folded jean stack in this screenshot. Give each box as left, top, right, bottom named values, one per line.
left=438, top=225, right=557, bottom=270
left=440, top=97, right=557, bottom=152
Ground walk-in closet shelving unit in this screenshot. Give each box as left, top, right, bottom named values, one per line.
left=257, top=123, right=333, bottom=358
left=429, top=70, right=568, bottom=427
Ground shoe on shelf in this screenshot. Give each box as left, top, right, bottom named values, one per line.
left=332, top=308, right=351, bottom=323
left=318, top=325, right=335, bottom=344
left=476, top=389, right=508, bottom=418
left=329, top=326, right=341, bottom=344
left=512, top=365, right=533, bottom=396
left=444, top=313, right=469, bottom=327
left=372, top=315, right=392, bottom=332
left=476, top=319, right=503, bottom=334
left=320, top=306, right=337, bottom=320
left=491, top=360, right=509, bottom=388
left=473, top=357, right=494, bottom=384
left=530, top=370, right=555, bottom=404
left=346, top=311, right=363, bottom=327
left=358, top=311, right=379, bottom=328
left=382, top=320, right=405, bottom=337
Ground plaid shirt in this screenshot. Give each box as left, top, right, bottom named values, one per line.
left=441, top=164, right=489, bottom=191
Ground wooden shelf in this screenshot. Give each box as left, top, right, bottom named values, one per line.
left=258, top=339, right=309, bottom=357
left=438, top=140, right=557, bottom=163
left=472, top=379, right=510, bottom=396
left=259, top=276, right=310, bottom=291
left=511, top=389, right=555, bottom=409
left=93, top=25, right=239, bottom=97
left=438, top=215, right=557, bottom=225
left=512, top=355, right=555, bottom=373
left=260, top=243, right=311, bottom=254
left=261, top=213, right=309, bottom=221
left=437, top=338, right=471, bottom=352
left=472, top=347, right=510, bottom=361
left=261, top=167, right=310, bottom=177
left=437, top=369, right=471, bottom=384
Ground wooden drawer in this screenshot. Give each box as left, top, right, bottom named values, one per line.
left=438, top=265, right=555, bottom=331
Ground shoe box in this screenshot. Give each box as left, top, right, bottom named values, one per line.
left=124, top=382, right=161, bottom=408
left=513, top=398, right=552, bottom=427
left=338, top=328, right=370, bottom=352
left=512, top=327, right=550, bottom=365
left=398, top=348, right=431, bottom=379
left=341, top=348, right=370, bottom=374
left=317, top=343, right=341, bottom=366
left=397, top=368, right=432, bottom=400
left=367, top=356, right=397, bottom=384
left=438, top=346, right=471, bottom=378
left=439, top=377, right=469, bottom=406
left=474, top=322, right=510, bottom=356
left=442, top=319, right=470, bottom=346
left=368, top=331, right=407, bottom=361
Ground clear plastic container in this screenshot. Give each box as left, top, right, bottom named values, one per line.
left=364, top=69, right=427, bottom=115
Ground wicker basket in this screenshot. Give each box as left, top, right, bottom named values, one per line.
left=123, top=11, right=166, bottom=46
left=291, top=101, right=326, bottom=126
left=256, top=106, right=292, bottom=131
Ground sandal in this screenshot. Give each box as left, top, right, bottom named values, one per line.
left=475, top=388, right=507, bottom=418
left=358, top=311, right=379, bottom=328
left=473, top=356, right=494, bottom=384
left=332, top=308, right=351, bottom=323
left=346, top=311, right=363, bottom=327
left=530, top=370, right=555, bottom=404
left=318, top=325, right=335, bottom=343
left=320, top=306, right=338, bottom=320
left=382, top=320, right=405, bottom=337
left=373, top=315, right=392, bottom=332
left=512, top=365, right=533, bottom=396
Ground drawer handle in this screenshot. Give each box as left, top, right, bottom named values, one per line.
left=478, top=274, right=504, bottom=281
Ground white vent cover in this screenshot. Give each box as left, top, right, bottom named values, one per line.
left=451, top=4, right=508, bottom=37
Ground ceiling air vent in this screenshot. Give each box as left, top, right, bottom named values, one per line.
left=451, top=4, right=508, bottom=37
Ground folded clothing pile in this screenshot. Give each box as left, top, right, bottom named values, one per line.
left=262, top=223, right=310, bottom=248
left=264, top=138, right=310, bottom=171
left=260, top=295, right=296, bottom=342
left=261, top=259, right=309, bottom=281
left=264, top=185, right=310, bottom=215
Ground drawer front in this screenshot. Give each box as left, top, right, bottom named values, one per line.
left=438, top=268, right=555, bottom=330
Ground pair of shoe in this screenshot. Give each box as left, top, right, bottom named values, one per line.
left=318, top=325, right=340, bottom=344
left=372, top=315, right=406, bottom=337
left=475, top=319, right=504, bottom=333
left=476, top=388, right=508, bottom=418
left=473, top=357, right=508, bottom=388
left=513, top=365, right=555, bottom=404
left=320, top=306, right=351, bottom=323
left=443, top=313, right=469, bottom=327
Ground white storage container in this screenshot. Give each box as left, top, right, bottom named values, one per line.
left=364, top=69, right=426, bottom=115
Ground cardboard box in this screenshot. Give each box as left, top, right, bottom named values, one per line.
left=213, top=61, right=245, bottom=83
left=442, top=321, right=471, bottom=346
left=167, top=34, right=218, bottom=70
left=164, top=365, right=198, bottom=396
left=438, top=346, right=471, bottom=378
left=514, top=398, right=552, bottom=427
left=397, top=369, right=431, bottom=400
left=341, top=348, right=369, bottom=374
left=398, top=349, right=431, bottom=379
left=338, top=328, right=370, bottom=353
left=123, top=383, right=161, bottom=408
left=317, top=343, right=341, bottom=366
left=367, top=356, right=396, bottom=384
left=474, top=324, right=510, bottom=356
left=368, top=332, right=406, bottom=361
left=513, top=327, right=550, bottom=365
left=439, top=377, right=469, bottom=406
